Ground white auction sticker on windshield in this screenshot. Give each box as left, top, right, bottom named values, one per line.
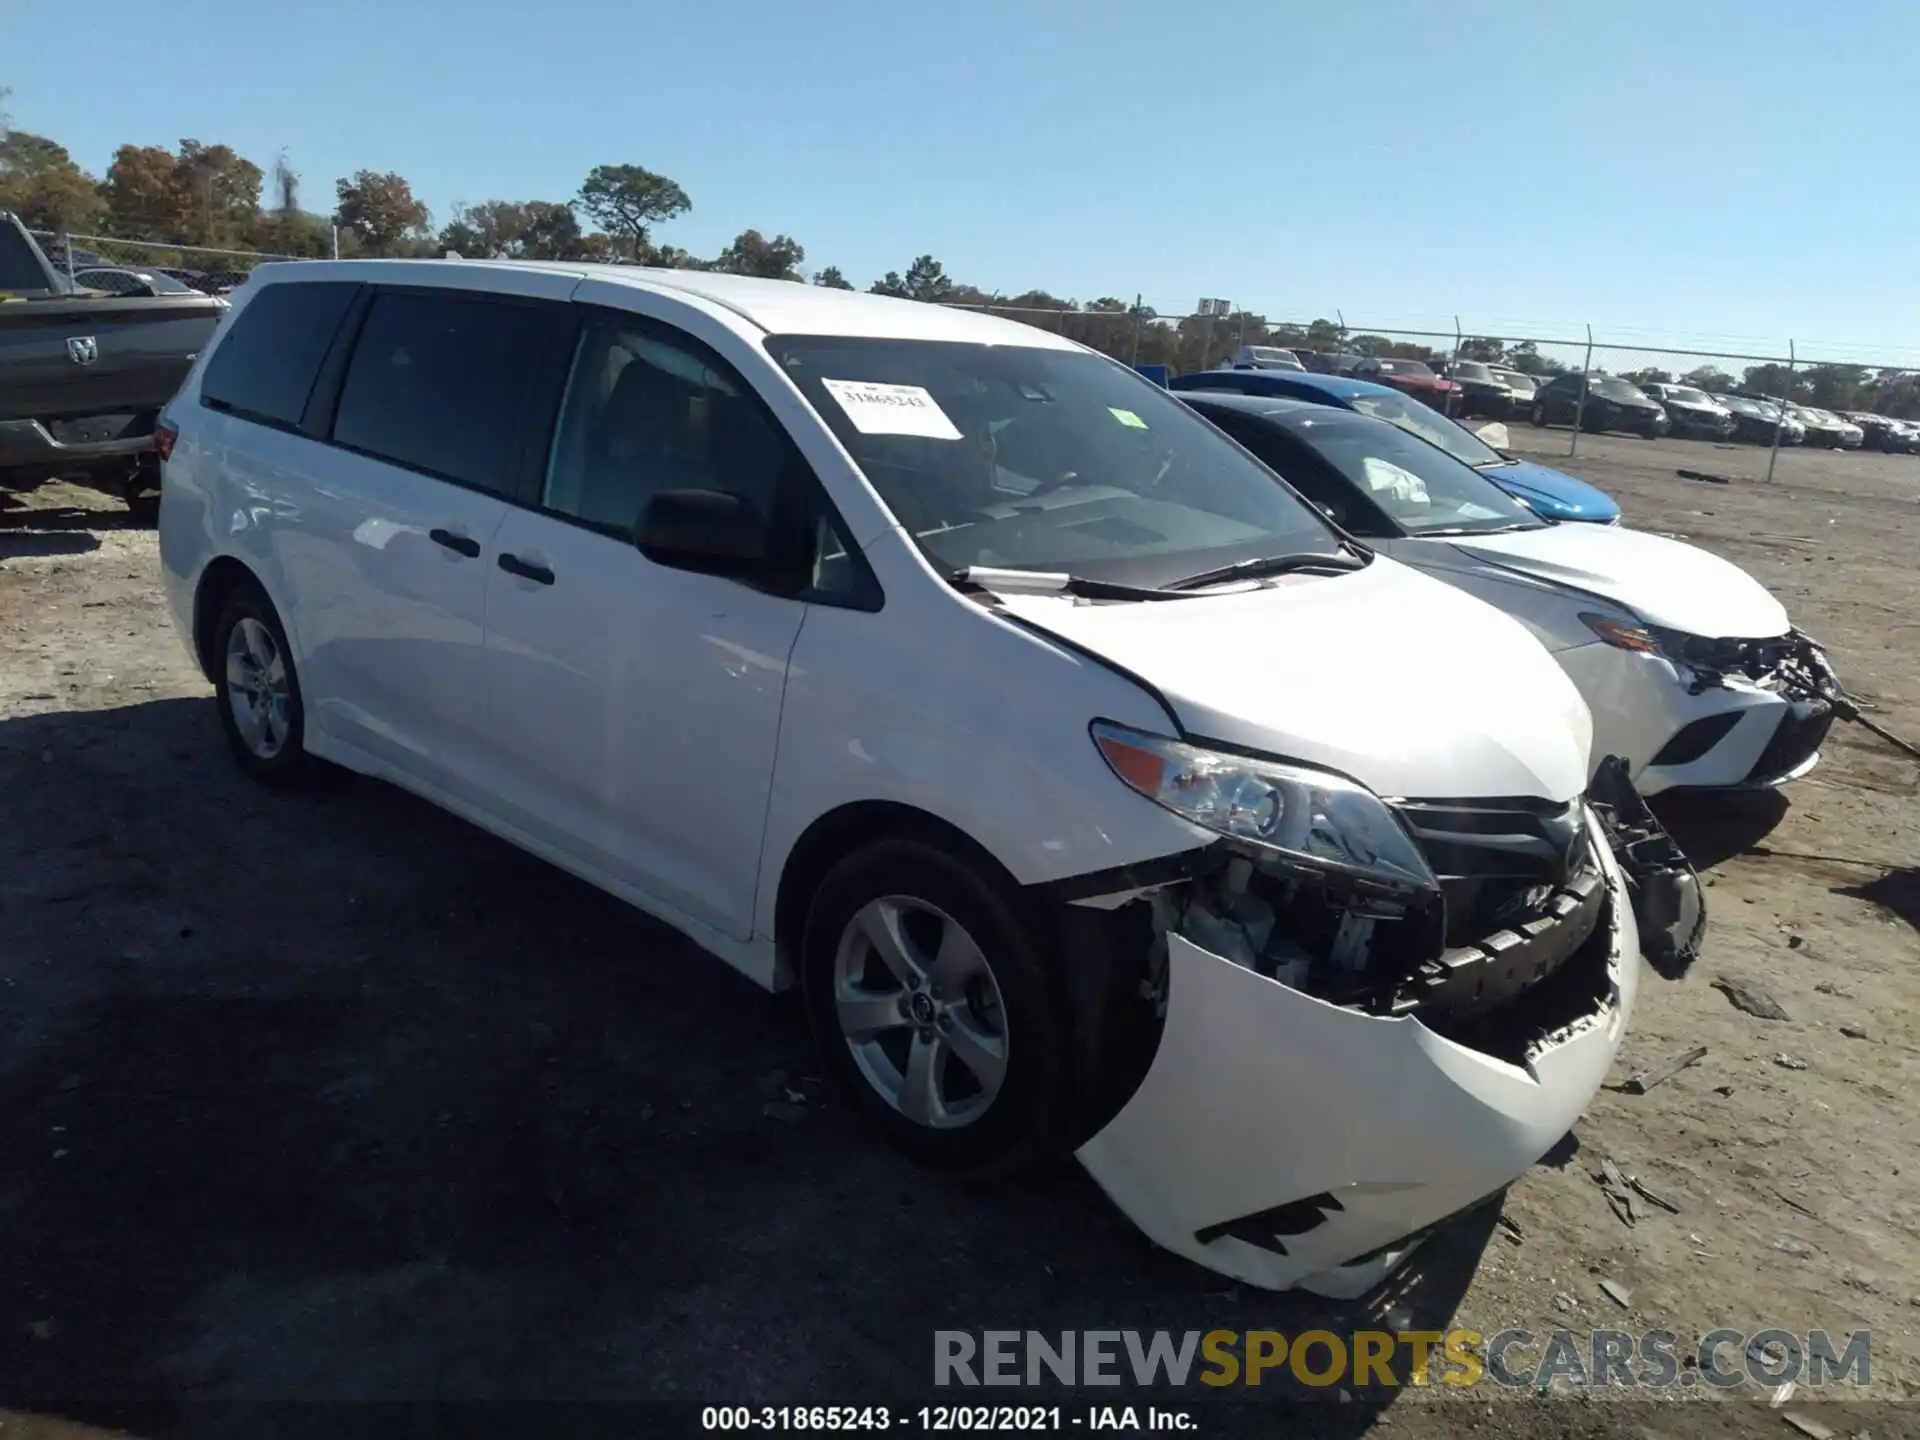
left=820, top=379, right=963, bottom=440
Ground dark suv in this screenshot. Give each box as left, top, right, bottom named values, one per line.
left=1530, top=373, right=1669, bottom=438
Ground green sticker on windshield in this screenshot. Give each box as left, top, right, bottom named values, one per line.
left=1109, top=407, right=1148, bottom=429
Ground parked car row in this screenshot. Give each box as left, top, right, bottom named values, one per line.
left=145, top=258, right=1856, bottom=1304
left=1227, top=345, right=1920, bottom=450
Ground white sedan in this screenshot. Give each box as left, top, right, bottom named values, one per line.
left=1183, top=391, right=1833, bottom=795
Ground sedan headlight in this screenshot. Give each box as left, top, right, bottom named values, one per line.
left=1580, top=612, right=1666, bottom=655
left=1090, top=721, right=1436, bottom=888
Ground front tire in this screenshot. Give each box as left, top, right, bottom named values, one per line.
left=211, top=582, right=319, bottom=787
left=1530, top=403, right=1546, bottom=427
left=800, top=839, right=1067, bottom=1176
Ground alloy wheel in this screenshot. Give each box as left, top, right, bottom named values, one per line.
left=225, top=616, right=291, bottom=760
left=832, top=896, right=1009, bottom=1130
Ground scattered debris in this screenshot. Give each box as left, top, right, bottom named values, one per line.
left=1611, top=1045, right=1708, bottom=1095
left=1554, top=1293, right=1576, bottom=1313
left=1714, top=1084, right=1736, bottom=1096
left=1781, top=1413, right=1835, bottom=1440
left=1595, top=1159, right=1641, bottom=1226
left=1713, top=976, right=1791, bottom=1020
left=1772, top=1189, right=1818, bottom=1219
left=1598, top=1279, right=1631, bottom=1309
left=1839, top=1025, right=1869, bottom=1040
left=1774, top=1053, right=1809, bottom=1071
left=1775, top=1236, right=1813, bottom=1256
left=1676, top=468, right=1733, bottom=485
left=1813, top=981, right=1854, bottom=998
left=1628, top=1176, right=1681, bottom=1215
left=1496, top=1215, right=1525, bottom=1245
left=1769, top=1380, right=1796, bottom=1408
left=1786, top=934, right=1804, bottom=950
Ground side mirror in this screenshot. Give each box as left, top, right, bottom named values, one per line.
left=635, top=488, right=769, bottom=576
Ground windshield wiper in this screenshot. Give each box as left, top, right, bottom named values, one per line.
left=1165, top=547, right=1368, bottom=592
left=950, top=566, right=1185, bottom=602
left=1420, top=521, right=1541, bottom=536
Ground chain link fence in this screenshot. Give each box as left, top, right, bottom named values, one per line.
left=28, top=221, right=1920, bottom=482
left=28, top=229, right=332, bottom=296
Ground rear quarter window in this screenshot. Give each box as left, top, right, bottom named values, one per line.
left=200, top=281, right=360, bottom=429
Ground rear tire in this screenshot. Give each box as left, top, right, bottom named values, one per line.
left=1530, top=403, right=1546, bottom=427
left=800, top=839, right=1067, bottom=1177
left=210, top=582, right=319, bottom=788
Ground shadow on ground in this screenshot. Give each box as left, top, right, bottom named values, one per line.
left=0, top=699, right=1489, bottom=1433
left=1650, top=789, right=1789, bottom=871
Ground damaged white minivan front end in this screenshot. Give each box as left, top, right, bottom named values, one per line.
left=1073, top=797, right=1638, bottom=1297
left=995, top=572, right=1659, bottom=1296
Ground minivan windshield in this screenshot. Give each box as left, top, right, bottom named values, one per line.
left=767, top=336, right=1346, bottom=587
left=1283, top=412, right=1546, bottom=537
left=1344, top=387, right=1504, bottom=468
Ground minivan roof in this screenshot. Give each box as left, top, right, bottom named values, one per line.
left=240, top=258, right=1082, bottom=349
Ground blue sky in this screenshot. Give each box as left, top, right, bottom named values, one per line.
left=9, top=0, right=1918, bottom=363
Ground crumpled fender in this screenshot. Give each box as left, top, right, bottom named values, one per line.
left=1074, top=810, right=1639, bottom=1297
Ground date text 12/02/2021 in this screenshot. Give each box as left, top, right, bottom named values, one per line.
left=701, top=1406, right=1196, bottom=1431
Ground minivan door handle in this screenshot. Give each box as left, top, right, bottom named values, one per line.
left=498, top=552, right=555, bottom=586
left=428, top=528, right=481, bottom=558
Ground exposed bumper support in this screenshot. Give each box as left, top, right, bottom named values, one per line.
left=1588, top=754, right=1705, bottom=975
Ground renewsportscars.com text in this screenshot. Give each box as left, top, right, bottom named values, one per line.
left=934, top=1328, right=1871, bottom=1391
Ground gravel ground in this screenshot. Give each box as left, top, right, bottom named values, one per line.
left=1, top=440, right=1916, bottom=1439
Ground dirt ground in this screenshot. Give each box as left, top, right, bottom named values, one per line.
left=1, top=431, right=1916, bottom=1439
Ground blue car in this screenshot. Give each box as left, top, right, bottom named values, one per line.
left=1168, top=369, right=1621, bottom=524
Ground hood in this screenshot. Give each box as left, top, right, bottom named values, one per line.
left=1478, top=457, right=1622, bottom=523
left=1438, top=523, right=1790, bottom=638
left=995, top=556, right=1592, bottom=803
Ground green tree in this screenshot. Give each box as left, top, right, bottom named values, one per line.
left=1801, top=363, right=1868, bottom=411
left=1622, top=367, right=1674, bottom=388
left=1459, top=337, right=1507, bottom=362
left=0, top=130, right=105, bottom=233
left=902, top=254, right=953, bottom=303
left=174, top=139, right=262, bottom=246
left=437, top=199, right=581, bottom=259
left=713, top=228, right=805, bottom=279
left=333, top=170, right=430, bottom=256
left=868, top=270, right=908, bottom=298
left=1682, top=365, right=1737, bottom=393
left=577, top=164, right=690, bottom=261
left=103, top=144, right=191, bottom=236
left=813, top=265, right=854, bottom=289
left=1740, top=363, right=1807, bottom=400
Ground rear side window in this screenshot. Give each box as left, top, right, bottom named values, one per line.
left=331, top=288, right=576, bottom=496
left=201, top=281, right=359, bottom=428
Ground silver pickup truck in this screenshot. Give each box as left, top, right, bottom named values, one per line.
left=0, top=214, right=226, bottom=522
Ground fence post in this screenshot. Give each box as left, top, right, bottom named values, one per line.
left=1130, top=293, right=1142, bottom=366
left=1569, top=323, right=1594, bottom=458
left=1451, top=315, right=1464, bottom=418
left=1765, top=338, right=1795, bottom=484
left=63, top=234, right=74, bottom=285
left=330, top=225, right=340, bottom=260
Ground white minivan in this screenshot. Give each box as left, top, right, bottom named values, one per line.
left=158, top=261, right=1657, bottom=1297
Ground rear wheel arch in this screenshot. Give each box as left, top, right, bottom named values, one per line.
left=192, top=556, right=269, bottom=683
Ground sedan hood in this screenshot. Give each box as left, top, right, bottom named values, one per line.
left=995, top=556, right=1591, bottom=802
left=1478, top=458, right=1621, bottom=523
left=1440, top=523, right=1789, bottom=638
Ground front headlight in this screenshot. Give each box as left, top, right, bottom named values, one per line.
left=1089, top=721, right=1436, bottom=888
left=1580, top=612, right=1665, bottom=655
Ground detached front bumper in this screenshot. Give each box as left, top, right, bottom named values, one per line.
left=1074, top=808, right=1644, bottom=1297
